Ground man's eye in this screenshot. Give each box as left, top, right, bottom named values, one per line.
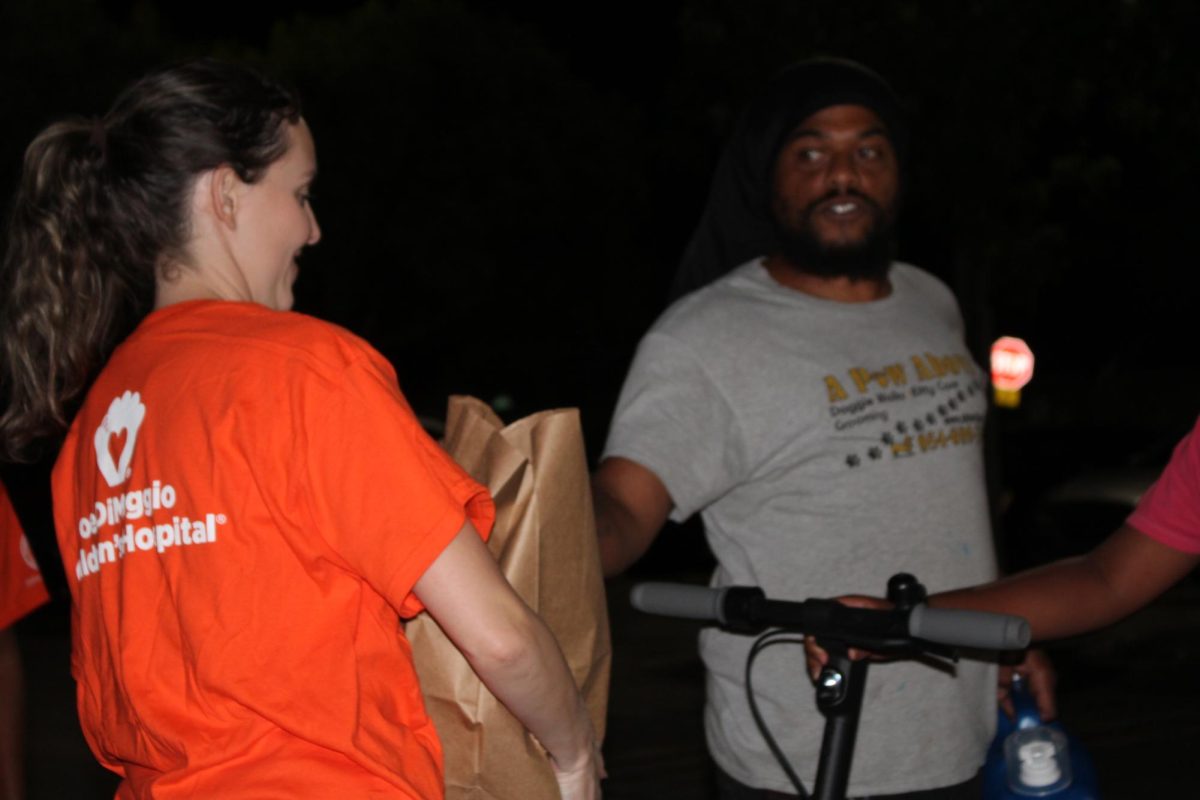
left=800, top=149, right=824, bottom=162
left=859, top=143, right=890, bottom=161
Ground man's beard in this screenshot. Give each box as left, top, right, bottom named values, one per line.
left=772, top=190, right=896, bottom=281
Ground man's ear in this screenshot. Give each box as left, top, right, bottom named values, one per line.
left=208, top=165, right=242, bottom=230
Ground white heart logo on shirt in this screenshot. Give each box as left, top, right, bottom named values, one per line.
left=93, top=391, right=146, bottom=488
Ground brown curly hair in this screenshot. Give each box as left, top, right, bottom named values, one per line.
left=0, top=59, right=301, bottom=460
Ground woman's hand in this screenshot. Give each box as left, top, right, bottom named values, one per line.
left=551, top=735, right=605, bottom=800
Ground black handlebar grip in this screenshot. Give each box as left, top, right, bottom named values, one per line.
left=907, top=605, right=1031, bottom=650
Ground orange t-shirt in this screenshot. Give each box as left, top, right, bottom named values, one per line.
left=1, top=480, right=49, bottom=630
left=52, top=300, right=494, bottom=799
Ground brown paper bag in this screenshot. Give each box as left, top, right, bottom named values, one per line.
left=407, top=395, right=611, bottom=800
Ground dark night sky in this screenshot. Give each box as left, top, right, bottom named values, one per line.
left=3, top=1, right=1200, bottom=560
left=5, top=2, right=1198, bottom=405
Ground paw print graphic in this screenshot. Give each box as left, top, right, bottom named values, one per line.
left=937, top=405, right=947, bottom=416
left=926, top=412, right=936, bottom=425
left=913, top=419, right=924, bottom=432
left=881, top=432, right=894, bottom=445
left=868, top=447, right=882, bottom=460
left=948, top=399, right=958, bottom=410
left=896, top=421, right=907, bottom=434
left=846, top=454, right=861, bottom=468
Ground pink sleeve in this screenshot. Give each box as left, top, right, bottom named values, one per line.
left=1127, top=416, right=1200, bottom=554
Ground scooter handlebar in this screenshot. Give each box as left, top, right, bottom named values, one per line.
left=629, top=582, right=730, bottom=622
left=907, top=604, right=1030, bottom=650
left=630, top=581, right=1030, bottom=651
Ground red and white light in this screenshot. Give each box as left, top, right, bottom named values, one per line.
left=990, top=336, right=1034, bottom=407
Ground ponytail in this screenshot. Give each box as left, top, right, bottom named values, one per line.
left=0, top=59, right=299, bottom=461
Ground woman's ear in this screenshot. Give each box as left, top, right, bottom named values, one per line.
left=208, top=165, right=242, bottom=230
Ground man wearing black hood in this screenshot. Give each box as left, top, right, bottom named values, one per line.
left=594, top=60, right=1006, bottom=798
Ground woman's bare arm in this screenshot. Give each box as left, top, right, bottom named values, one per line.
left=414, top=522, right=601, bottom=799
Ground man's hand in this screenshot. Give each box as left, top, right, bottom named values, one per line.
left=803, top=594, right=891, bottom=681
left=998, top=648, right=1057, bottom=722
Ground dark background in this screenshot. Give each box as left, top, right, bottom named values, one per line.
left=6, top=0, right=1197, bottom=568
left=3, top=1, right=1200, bottom=797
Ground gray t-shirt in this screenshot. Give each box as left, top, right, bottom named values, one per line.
left=604, top=259, right=998, bottom=795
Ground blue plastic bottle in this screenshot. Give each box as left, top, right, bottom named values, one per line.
left=982, top=675, right=1100, bottom=799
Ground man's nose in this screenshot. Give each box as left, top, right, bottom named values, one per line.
left=827, top=150, right=860, bottom=192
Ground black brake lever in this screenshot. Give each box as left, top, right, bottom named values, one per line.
left=812, top=634, right=960, bottom=664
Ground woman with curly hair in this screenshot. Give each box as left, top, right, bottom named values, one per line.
left=0, top=59, right=600, bottom=799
